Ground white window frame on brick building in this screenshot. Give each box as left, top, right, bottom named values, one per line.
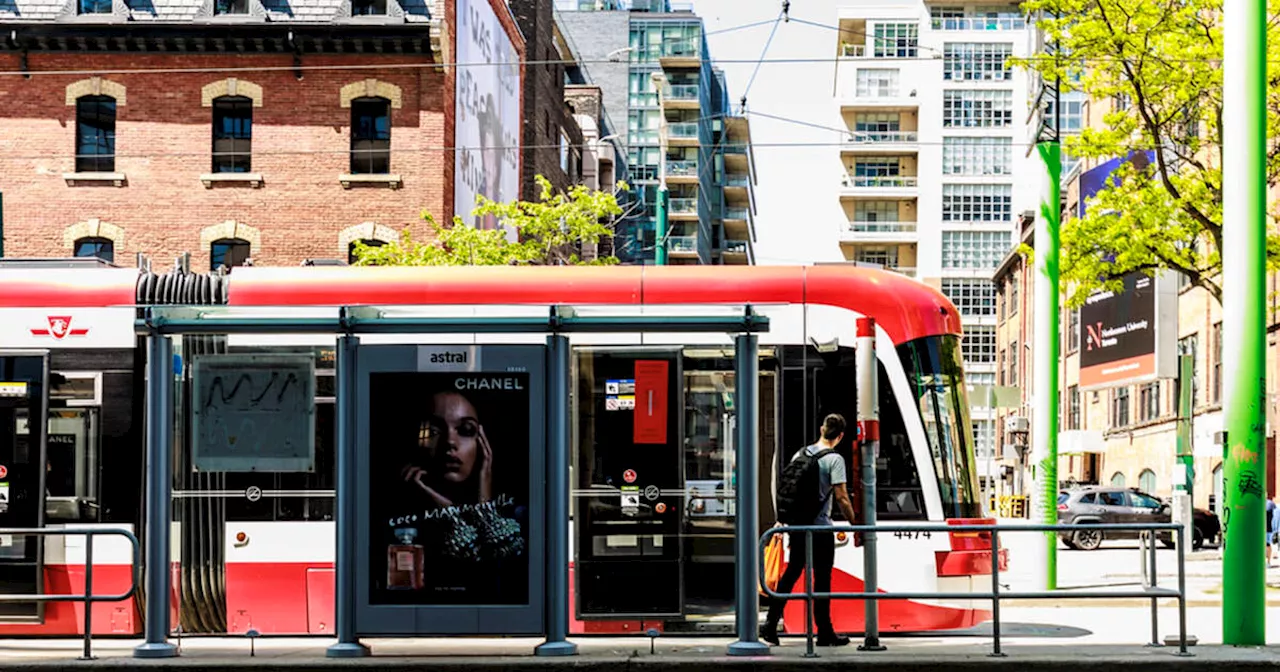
left=200, top=220, right=261, bottom=271
left=64, top=78, right=126, bottom=186
left=200, top=78, right=265, bottom=187
left=340, top=79, right=403, bottom=188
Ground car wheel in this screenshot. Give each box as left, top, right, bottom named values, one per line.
left=1193, top=528, right=1204, bottom=551
left=1073, top=529, right=1103, bottom=551
left=1061, top=536, right=1079, bottom=550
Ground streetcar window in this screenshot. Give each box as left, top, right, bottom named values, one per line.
left=898, top=335, right=983, bottom=519
left=875, top=361, right=926, bottom=520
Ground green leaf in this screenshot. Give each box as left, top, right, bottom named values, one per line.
left=350, top=174, right=624, bottom=267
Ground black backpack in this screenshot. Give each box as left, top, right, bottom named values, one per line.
left=775, top=447, right=836, bottom=525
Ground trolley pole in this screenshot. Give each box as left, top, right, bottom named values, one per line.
left=135, top=335, right=177, bottom=659
left=1223, top=0, right=1267, bottom=645
left=1029, top=139, right=1062, bottom=591
left=855, top=317, right=885, bottom=651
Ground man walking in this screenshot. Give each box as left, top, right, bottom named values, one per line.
left=760, top=413, right=858, bottom=647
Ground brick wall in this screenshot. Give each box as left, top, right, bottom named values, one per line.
left=0, top=52, right=449, bottom=270
left=511, top=0, right=584, bottom=201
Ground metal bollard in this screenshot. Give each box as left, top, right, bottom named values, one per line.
left=804, top=531, right=816, bottom=658
left=1148, top=532, right=1160, bottom=647
left=80, top=532, right=95, bottom=661
left=989, top=528, right=1005, bottom=657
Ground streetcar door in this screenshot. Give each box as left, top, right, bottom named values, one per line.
left=0, top=352, right=50, bottom=622
left=573, top=348, right=683, bottom=619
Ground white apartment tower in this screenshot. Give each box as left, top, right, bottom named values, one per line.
left=835, top=1, right=1040, bottom=468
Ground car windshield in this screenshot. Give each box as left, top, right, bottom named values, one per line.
left=898, top=334, right=982, bottom=519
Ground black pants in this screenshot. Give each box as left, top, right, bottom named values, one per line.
left=765, top=530, right=836, bottom=635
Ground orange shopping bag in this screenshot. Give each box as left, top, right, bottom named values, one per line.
left=760, top=534, right=785, bottom=596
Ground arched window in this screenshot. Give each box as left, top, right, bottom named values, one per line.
left=1138, top=469, right=1157, bottom=495
left=348, top=238, right=386, bottom=264
left=211, top=237, right=251, bottom=270
left=1110, top=472, right=1126, bottom=488
left=350, top=97, right=391, bottom=174
left=212, top=96, right=253, bottom=173
left=76, top=95, right=116, bottom=173
left=73, top=237, right=115, bottom=263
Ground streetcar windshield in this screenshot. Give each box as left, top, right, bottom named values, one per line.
left=898, top=334, right=983, bottom=519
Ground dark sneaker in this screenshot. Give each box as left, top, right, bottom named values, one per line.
left=759, top=625, right=780, bottom=646
left=816, top=634, right=850, bottom=647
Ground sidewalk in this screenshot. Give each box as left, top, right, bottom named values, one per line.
left=1, top=636, right=1278, bottom=671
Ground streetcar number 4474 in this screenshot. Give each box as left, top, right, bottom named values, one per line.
left=893, top=531, right=932, bottom=540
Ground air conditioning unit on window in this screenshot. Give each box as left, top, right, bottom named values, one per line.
left=1004, top=416, right=1030, bottom=433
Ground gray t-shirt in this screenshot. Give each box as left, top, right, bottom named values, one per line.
left=789, top=444, right=848, bottom=525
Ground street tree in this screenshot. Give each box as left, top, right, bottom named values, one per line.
left=351, top=175, right=628, bottom=266
left=1015, top=0, right=1280, bottom=306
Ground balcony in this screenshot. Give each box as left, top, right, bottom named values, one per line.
left=667, top=235, right=700, bottom=257
left=843, top=131, right=918, bottom=154
left=841, top=43, right=866, bottom=58
left=667, top=121, right=699, bottom=145
left=724, top=206, right=751, bottom=241
left=664, top=84, right=700, bottom=109
left=666, top=160, right=699, bottom=184
left=668, top=197, right=699, bottom=219
left=660, top=43, right=701, bottom=69
left=931, top=16, right=1026, bottom=31
left=842, top=220, right=918, bottom=244
left=839, top=173, right=918, bottom=198
left=723, top=239, right=751, bottom=264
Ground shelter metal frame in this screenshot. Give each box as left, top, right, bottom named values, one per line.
left=132, top=304, right=772, bottom=659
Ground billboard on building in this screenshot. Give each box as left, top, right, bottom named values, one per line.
left=1076, top=151, right=1178, bottom=389
left=454, top=0, right=521, bottom=238
left=355, top=344, right=545, bottom=636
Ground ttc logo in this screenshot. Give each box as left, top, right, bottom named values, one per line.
left=30, top=316, right=89, bottom=340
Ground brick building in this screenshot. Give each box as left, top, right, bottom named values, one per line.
left=510, top=0, right=584, bottom=201
left=0, top=0, right=525, bottom=270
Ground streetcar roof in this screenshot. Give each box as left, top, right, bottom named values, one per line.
left=0, top=265, right=961, bottom=344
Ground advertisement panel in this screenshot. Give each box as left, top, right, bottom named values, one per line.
left=454, top=0, right=521, bottom=237
left=1076, top=151, right=1177, bottom=389
left=355, top=344, right=545, bottom=636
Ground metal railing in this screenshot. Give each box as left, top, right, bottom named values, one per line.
left=667, top=235, right=699, bottom=253
left=724, top=207, right=751, bottom=221
left=667, top=160, right=698, bottom=177
left=668, top=197, right=698, bottom=214
left=667, top=122, right=699, bottom=139
left=931, top=17, right=1026, bottom=30
left=0, top=527, right=141, bottom=661
left=846, top=131, right=919, bottom=144
left=848, top=220, right=918, bottom=234
left=667, top=84, right=700, bottom=101
left=760, top=522, right=1189, bottom=658
left=841, top=175, right=919, bottom=189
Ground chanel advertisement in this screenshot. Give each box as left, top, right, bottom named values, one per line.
left=368, top=372, right=530, bottom=606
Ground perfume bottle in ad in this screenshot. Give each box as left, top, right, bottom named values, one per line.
left=386, top=527, right=424, bottom=590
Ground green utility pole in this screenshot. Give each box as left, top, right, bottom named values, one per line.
left=655, top=187, right=668, bottom=266
left=1030, top=139, right=1061, bottom=591
left=1222, top=0, right=1267, bottom=646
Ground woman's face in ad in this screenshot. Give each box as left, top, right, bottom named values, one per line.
left=420, top=392, right=479, bottom=484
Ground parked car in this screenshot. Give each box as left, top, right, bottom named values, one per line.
left=1056, top=486, right=1220, bottom=551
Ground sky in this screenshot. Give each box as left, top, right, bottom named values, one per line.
left=689, top=0, right=848, bottom=265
